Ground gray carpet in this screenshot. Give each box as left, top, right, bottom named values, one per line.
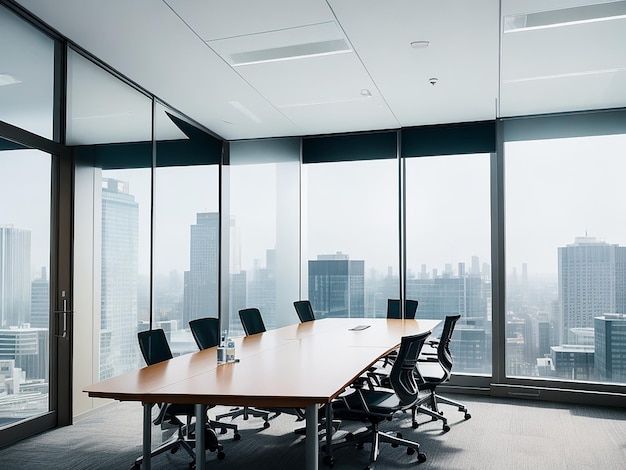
left=1, top=394, right=626, bottom=469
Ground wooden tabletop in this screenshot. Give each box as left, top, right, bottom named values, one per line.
left=84, top=318, right=440, bottom=408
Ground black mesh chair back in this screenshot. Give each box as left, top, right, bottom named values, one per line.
left=293, top=300, right=315, bottom=323
left=137, top=328, right=173, bottom=365
left=386, top=299, right=419, bottom=319
left=189, top=317, right=220, bottom=350
left=388, top=331, right=430, bottom=406
left=239, top=308, right=266, bottom=336
left=437, top=314, right=461, bottom=376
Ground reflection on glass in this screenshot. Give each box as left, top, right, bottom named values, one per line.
left=0, top=4, right=54, bottom=139
left=0, top=149, right=51, bottom=424
left=229, top=139, right=299, bottom=334
left=303, top=159, right=399, bottom=318
left=505, top=134, right=626, bottom=383
left=406, top=154, right=492, bottom=374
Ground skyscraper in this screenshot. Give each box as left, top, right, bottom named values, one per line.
left=30, top=267, right=49, bottom=329
left=308, top=252, right=364, bottom=318
left=0, top=226, right=31, bottom=328
left=558, top=236, right=626, bottom=344
left=183, top=212, right=219, bottom=327
left=100, top=178, right=139, bottom=380
left=595, top=314, right=626, bottom=383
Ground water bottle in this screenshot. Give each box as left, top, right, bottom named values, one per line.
left=217, top=330, right=226, bottom=364
left=226, top=336, right=236, bottom=363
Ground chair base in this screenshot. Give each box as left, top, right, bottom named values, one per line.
left=215, top=406, right=271, bottom=429
left=413, top=391, right=470, bottom=432
left=328, top=425, right=426, bottom=469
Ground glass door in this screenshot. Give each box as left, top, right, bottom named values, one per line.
left=0, top=146, right=52, bottom=429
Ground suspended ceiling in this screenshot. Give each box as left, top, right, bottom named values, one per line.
left=12, top=0, right=626, bottom=141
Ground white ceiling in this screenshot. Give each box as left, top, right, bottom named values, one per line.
left=13, top=0, right=626, bottom=141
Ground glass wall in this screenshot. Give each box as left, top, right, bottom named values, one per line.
left=69, top=47, right=153, bottom=416
left=228, top=139, right=300, bottom=335
left=0, top=148, right=51, bottom=426
left=302, top=153, right=399, bottom=318
left=505, top=119, right=626, bottom=384
left=153, top=103, right=220, bottom=354
left=406, top=153, right=492, bottom=374
left=0, top=5, right=54, bottom=139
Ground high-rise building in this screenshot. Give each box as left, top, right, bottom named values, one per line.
left=30, top=267, right=49, bottom=329
left=0, top=226, right=31, bottom=328
left=595, top=314, right=626, bottom=383
left=248, top=249, right=277, bottom=329
left=100, top=178, right=139, bottom=380
left=558, top=236, right=626, bottom=344
left=183, top=212, right=219, bottom=327
left=308, top=252, right=364, bottom=318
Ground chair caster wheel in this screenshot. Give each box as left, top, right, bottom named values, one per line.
left=418, top=452, right=427, bottom=463
left=431, top=416, right=438, bottom=421
left=219, top=427, right=227, bottom=434
left=263, top=421, right=270, bottom=429
left=322, top=455, right=335, bottom=467
left=217, top=451, right=226, bottom=460
left=443, top=424, right=450, bottom=432
left=407, top=447, right=415, bottom=455
left=234, top=432, right=241, bottom=441
left=345, top=432, right=354, bottom=440
left=465, top=413, right=471, bottom=420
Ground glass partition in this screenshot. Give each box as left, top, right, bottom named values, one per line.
left=0, top=5, right=54, bottom=139
left=228, top=139, right=300, bottom=335
left=153, top=103, right=220, bottom=354
left=405, top=154, right=492, bottom=374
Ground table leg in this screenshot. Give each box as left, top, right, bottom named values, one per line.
left=305, top=404, right=319, bottom=470
left=142, top=403, right=152, bottom=470
left=195, top=404, right=206, bottom=470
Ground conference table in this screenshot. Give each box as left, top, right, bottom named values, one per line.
left=84, top=317, right=440, bottom=469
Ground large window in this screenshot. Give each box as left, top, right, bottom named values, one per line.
left=228, top=139, right=300, bottom=335
left=406, top=154, right=492, bottom=374
left=303, top=156, right=399, bottom=318
left=505, top=123, right=626, bottom=384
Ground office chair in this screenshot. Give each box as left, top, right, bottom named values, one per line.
left=328, top=331, right=430, bottom=468
left=213, top=309, right=271, bottom=428
left=379, top=299, right=419, bottom=368
left=238, top=307, right=267, bottom=335
left=412, top=314, right=471, bottom=432
left=135, top=329, right=224, bottom=469
left=386, top=298, right=419, bottom=319
left=293, top=300, right=316, bottom=323
left=188, top=317, right=241, bottom=440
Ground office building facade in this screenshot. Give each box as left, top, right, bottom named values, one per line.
left=558, top=237, right=626, bottom=344
left=595, top=314, right=626, bottom=383
left=183, top=212, right=219, bottom=326
left=308, top=253, right=365, bottom=319
left=100, top=178, right=139, bottom=380
left=0, top=226, right=31, bottom=328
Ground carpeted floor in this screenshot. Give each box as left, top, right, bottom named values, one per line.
left=1, top=394, right=626, bottom=469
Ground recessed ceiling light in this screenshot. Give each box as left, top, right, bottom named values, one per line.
left=360, top=89, right=372, bottom=97
left=0, top=74, right=21, bottom=86
left=504, top=1, right=626, bottom=33
left=410, top=41, right=430, bottom=49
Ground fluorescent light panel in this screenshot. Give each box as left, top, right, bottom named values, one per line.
left=504, top=1, right=626, bottom=32
left=229, top=39, right=351, bottom=66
